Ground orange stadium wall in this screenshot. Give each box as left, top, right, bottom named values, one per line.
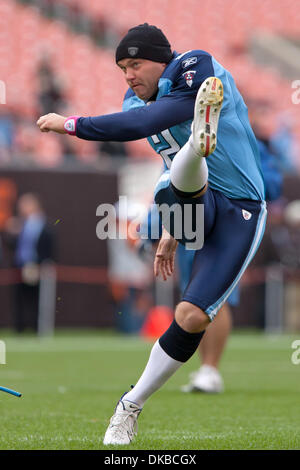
left=0, top=168, right=118, bottom=329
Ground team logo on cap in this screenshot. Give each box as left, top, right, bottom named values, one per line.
left=182, top=70, right=197, bottom=87
left=128, top=47, right=139, bottom=56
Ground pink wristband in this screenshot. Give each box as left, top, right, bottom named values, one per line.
left=64, top=116, right=79, bottom=135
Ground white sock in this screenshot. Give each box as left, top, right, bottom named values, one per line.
left=124, top=340, right=183, bottom=407
left=170, top=137, right=208, bottom=193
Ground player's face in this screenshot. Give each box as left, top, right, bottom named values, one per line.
left=118, top=58, right=167, bottom=101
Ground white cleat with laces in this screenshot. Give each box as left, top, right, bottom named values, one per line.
left=103, top=396, right=142, bottom=445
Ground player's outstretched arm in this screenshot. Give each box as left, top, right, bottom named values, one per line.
left=154, top=227, right=178, bottom=281
left=37, top=113, right=67, bottom=134
left=36, top=93, right=195, bottom=143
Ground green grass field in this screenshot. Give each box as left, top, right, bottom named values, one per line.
left=0, top=329, right=299, bottom=450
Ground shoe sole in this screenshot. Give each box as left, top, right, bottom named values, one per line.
left=103, top=427, right=134, bottom=445
left=181, top=384, right=224, bottom=394
left=193, top=77, right=223, bottom=157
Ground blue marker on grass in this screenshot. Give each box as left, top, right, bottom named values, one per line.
left=0, top=386, right=22, bottom=397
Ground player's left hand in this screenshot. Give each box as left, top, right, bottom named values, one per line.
left=154, top=228, right=178, bottom=281
left=36, top=113, right=67, bottom=134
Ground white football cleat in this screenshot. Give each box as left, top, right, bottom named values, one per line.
left=181, top=365, right=224, bottom=393
left=191, top=76, right=223, bottom=157
left=103, top=396, right=142, bottom=445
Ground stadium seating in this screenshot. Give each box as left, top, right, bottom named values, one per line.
left=0, top=0, right=299, bottom=165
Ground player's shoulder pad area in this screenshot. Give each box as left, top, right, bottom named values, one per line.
left=160, top=50, right=214, bottom=95
left=163, top=50, right=212, bottom=81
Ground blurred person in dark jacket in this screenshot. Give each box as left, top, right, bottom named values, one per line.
left=5, top=193, right=55, bottom=333
left=37, top=55, right=66, bottom=116
left=248, top=98, right=297, bottom=176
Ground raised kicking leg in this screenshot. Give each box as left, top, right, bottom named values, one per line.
left=170, top=76, right=223, bottom=196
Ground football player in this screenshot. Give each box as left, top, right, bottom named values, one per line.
left=37, top=23, right=267, bottom=445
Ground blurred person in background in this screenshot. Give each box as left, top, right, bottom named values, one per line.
left=37, top=54, right=66, bottom=117
left=107, top=200, right=153, bottom=333
left=270, top=199, right=300, bottom=269
left=247, top=98, right=297, bottom=176
left=36, top=52, right=74, bottom=164
left=4, top=193, right=55, bottom=333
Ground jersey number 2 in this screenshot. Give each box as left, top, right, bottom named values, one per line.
left=151, top=129, right=180, bottom=168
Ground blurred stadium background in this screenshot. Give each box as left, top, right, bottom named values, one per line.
left=0, top=0, right=300, bottom=336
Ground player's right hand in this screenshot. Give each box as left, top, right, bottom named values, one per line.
left=36, top=113, right=67, bottom=134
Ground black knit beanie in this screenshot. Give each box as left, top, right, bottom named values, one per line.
left=115, top=23, right=172, bottom=64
